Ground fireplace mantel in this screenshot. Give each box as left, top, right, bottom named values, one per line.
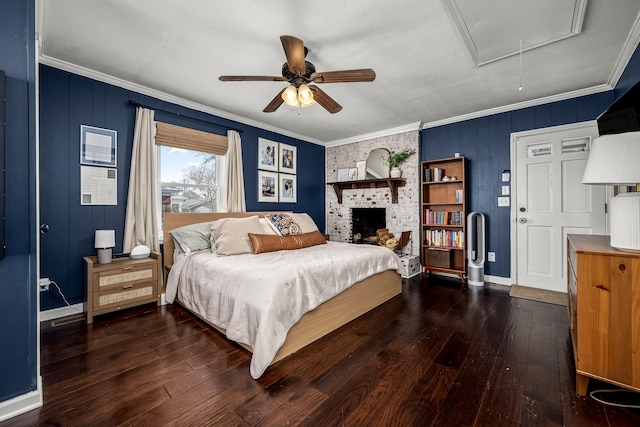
left=327, top=178, right=406, bottom=204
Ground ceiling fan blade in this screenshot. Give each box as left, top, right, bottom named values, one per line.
left=219, top=75, right=287, bottom=82
left=263, top=88, right=285, bottom=113
left=309, top=86, right=342, bottom=114
left=310, top=69, right=376, bottom=83
left=280, top=35, right=306, bottom=76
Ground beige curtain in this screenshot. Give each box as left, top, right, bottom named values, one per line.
left=224, top=130, right=246, bottom=212
left=123, top=107, right=159, bottom=253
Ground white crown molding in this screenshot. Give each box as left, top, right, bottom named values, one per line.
left=324, top=122, right=422, bottom=147
left=608, top=13, right=640, bottom=87
left=421, top=84, right=612, bottom=130
left=38, top=55, right=325, bottom=146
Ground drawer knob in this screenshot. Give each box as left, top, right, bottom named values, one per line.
left=619, top=263, right=626, bottom=272
left=122, top=284, right=133, bottom=289
left=595, top=284, right=609, bottom=291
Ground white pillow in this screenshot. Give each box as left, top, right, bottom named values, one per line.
left=291, top=213, right=319, bottom=234
left=259, top=218, right=279, bottom=235
left=209, top=216, right=264, bottom=256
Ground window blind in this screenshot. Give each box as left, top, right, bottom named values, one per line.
left=155, top=122, right=228, bottom=155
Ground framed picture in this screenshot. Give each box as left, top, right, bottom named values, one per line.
left=348, top=168, right=358, bottom=180
left=279, top=173, right=297, bottom=203
left=80, top=125, right=117, bottom=167
left=337, top=168, right=350, bottom=182
left=258, top=138, right=278, bottom=172
left=258, top=170, right=279, bottom=202
left=356, top=160, right=366, bottom=180
left=279, top=143, right=297, bottom=174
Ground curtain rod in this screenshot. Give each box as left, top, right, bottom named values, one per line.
left=128, top=100, right=243, bottom=134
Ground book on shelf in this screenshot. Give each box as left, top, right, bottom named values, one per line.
left=423, top=168, right=431, bottom=182
left=455, top=189, right=463, bottom=202
left=433, top=168, right=443, bottom=182
left=424, top=209, right=464, bottom=225
left=423, top=229, right=465, bottom=248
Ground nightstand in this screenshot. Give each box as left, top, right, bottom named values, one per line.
left=84, top=252, right=161, bottom=324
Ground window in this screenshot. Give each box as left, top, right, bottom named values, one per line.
left=158, top=146, right=225, bottom=215
left=154, top=121, right=228, bottom=241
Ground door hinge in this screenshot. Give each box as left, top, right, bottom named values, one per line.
left=604, top=203, right=608, bottom=214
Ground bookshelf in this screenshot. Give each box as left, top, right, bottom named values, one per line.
left=421, top=156, right=467, bottom=283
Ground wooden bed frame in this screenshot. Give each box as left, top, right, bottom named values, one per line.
left=163, top=212, right=402, bottom=366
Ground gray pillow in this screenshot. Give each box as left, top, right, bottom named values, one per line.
left=169, top=221, right=212, bottom=253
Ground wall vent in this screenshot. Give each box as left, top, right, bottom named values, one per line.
left=50, top=313, right=84, bottom=327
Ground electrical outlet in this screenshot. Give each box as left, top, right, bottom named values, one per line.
left=487, top=252, right=496, bottom=262
left=39, top=277, right=50, bottom=292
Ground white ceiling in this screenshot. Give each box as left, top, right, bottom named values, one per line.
left=38, top=0, right=640, bottom=145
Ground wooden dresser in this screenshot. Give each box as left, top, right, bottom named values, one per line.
left=85, top=253, right=161, bottom=324
left=567, top=234, right=640, bottom=396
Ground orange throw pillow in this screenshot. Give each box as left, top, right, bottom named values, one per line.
left=248, top=231, right=327, bottom=254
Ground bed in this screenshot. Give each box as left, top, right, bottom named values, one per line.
left=163, top=212, right=402, bottom=378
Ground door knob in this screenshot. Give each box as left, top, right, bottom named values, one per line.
left=519, top=217, right=527, bottom=223
left=40, top=224, right=50, bottom=234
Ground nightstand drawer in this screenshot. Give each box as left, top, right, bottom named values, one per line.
left=94, top=281, right=155, bottom=311
left=94, top=264, right=157, bottom=291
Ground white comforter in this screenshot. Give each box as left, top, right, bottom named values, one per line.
left=165, top=241, right=401, bottom=378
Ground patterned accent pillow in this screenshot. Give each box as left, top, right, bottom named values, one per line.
left=264, top=213, right=302, bottom=236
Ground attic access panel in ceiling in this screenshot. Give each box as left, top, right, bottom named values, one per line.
left=444, top=0, right=587, bottom=65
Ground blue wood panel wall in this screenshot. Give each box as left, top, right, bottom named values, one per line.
left=420, top=79, right=640, bottom=277
left=0, top=0, right=38, bottom=403
left=39, top=65, right=326, bottom=311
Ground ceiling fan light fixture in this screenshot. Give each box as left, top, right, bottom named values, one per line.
left=281, top=84, right=300, bottom=107
left=297, top=84, right=316, bottom=108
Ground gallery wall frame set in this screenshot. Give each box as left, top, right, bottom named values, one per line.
left=258, top=138, right=297, bottom=203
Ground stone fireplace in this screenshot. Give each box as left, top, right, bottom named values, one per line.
left=325, top=129, right=421, bottom=256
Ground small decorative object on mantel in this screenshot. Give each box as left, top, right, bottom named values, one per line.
left=385, top=149, right=416, bottom=178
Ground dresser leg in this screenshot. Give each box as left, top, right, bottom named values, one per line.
left=576, top=373, right=589, bottom=396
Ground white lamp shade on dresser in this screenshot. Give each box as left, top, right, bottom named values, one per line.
left=582, top=132, right=640, bottom=252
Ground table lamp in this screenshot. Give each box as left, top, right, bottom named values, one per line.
left=95, top=229, right=115, bottom=264
left=582, top=131, right=640, bottom=252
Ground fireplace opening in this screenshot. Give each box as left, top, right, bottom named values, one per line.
left=351, top=208, right=386, bottom=244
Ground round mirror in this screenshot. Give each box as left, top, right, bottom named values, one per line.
left=366, top=148, right=390, bottom=179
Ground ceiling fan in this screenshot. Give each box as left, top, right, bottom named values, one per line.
left=219, top=35, right=376, bottom=114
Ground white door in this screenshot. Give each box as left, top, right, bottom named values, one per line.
left=513, top=122, right=606, bottom=292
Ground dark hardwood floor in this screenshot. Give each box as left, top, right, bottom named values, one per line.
left=4, top=275, right=640, bottom=426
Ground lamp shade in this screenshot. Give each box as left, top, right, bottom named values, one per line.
left=94, top=230, right=115, bottom=249
left=281, top=85, right=300, bottom=107
left=297, top=84, right=316, bottom=108
left=582, top=131, right=640, bottom=185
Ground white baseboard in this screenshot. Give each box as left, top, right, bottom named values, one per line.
left=428, top=272, right=512, bottom=286
left=0, top=376, right=42, bottom=422
left=40, top=296, right=168, bottom=323
left=39, top=303, right=84, bottom=322
left=485, top=275, right=512, bottom=286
